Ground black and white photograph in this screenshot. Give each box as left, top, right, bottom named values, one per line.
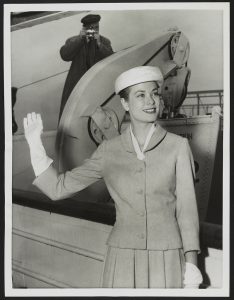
left=4, top=2, right=230, bottom=297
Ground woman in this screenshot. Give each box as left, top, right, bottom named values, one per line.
left=23, top=66, right=203, bottom=288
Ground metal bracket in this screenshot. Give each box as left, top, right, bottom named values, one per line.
left=90, top=107, right=120, bottom=143
left=172, top=32, right=190, bottom=67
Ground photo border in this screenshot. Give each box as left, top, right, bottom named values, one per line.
left=4, top=2, right=230, bottom=297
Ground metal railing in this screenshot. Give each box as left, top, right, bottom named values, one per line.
left=179, top=90, right=223, bottom=117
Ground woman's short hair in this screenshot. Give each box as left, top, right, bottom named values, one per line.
left=119, top=86, right=131, bottom=100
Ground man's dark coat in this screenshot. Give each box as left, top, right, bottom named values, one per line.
left=59, top=35, right=113, bottom=119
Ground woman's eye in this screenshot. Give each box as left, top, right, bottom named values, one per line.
left=137, top=93, right=145, bottom=98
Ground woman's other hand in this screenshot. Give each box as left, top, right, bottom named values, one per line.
left=183, top=262, right=203, bottom=288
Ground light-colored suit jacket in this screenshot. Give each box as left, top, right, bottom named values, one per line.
left=33, top=124, right=200, bottom=253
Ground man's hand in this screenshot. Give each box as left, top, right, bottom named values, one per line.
left=80, top=28, right=86, bottom=37
left=23, top=112, right=43, bottom=146
left=94, top=32, right=101, bottom=46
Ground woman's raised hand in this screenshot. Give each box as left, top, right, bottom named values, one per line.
left=23, top=112, right=43, bottom=146
left=23, top=112, right=53, bottom=176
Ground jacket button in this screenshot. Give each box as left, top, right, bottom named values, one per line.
left=139, top=211, right=145, bottom=217
left=136, top=168, right=143, bottom=173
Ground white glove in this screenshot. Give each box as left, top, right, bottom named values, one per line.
left=183, top=262, right=203, bottom=288
left=23, top=112, right=53, bottom=177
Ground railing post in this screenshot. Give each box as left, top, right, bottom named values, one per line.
left=218, top=92, right=222, bottom=109
left=197, top=93, right=200, bottom=115
left=182, top=90, right=223, bottom=117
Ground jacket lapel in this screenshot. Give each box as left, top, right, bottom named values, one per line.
left=121, top=124, right=167, bottom=153
left=121, top=125, right=135, bottom=153
left=144, top=124, right=167, bottom=152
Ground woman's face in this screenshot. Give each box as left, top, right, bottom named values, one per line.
left=120, top=81, right=163, bottom=125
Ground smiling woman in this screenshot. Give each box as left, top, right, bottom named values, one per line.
left=23, top=65, right=203, bottom=288
left=116, top=67, right=165, bottom=150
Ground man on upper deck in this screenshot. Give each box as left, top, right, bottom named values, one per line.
left=59, top=14, right=114, bottom=120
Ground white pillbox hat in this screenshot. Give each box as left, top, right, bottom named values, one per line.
left=115, top=66, right=164, bottom=95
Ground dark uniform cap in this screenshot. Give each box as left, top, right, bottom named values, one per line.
left=81, top=14, right=101, bottom=25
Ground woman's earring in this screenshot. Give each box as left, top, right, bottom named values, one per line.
left=121, top=98, right=129, bottom=112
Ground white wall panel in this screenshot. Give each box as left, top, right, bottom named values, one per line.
left=12, top=204, right=111, bottom=288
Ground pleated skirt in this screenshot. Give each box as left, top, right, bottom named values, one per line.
left=100, top=246, right=185, bottom=288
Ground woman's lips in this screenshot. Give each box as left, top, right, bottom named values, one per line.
left=143, top=108, right=156, bottom=114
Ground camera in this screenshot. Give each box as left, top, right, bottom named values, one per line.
left=86, top=29, right=96, bottom=39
